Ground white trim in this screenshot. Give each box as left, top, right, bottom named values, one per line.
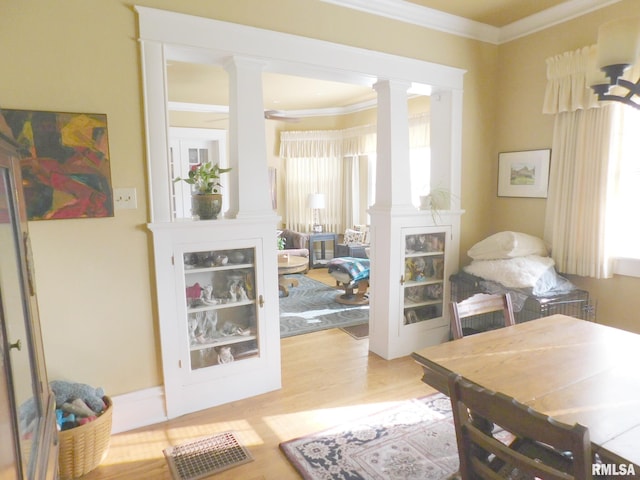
left=169, top=98, right=382, bottom=118
left=613, top=257, right=640, bottom=278
left=136, top=6, right=465, bottom=223
left=110, top=386, right=167, bottom=434
left=322, top=0, right=623, bottom=45
left=136, top=6, right=465, bottom=91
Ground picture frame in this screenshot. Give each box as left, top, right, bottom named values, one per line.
left=0, top=108, right=114, bottom=220
left=497, top=149, right=551, bottom=198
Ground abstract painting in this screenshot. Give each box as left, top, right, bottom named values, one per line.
left=0, top=109, right=114, bottom=220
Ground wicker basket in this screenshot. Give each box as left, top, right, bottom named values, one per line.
left=58, top=396, right=113, bottom=479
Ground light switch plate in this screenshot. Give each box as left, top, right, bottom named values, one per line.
left=114, top=187, right=137, bottom=210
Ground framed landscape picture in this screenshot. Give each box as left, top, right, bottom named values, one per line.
left=497, top=149, right=551, bottom=198
left=0, top=108, right=114, bottom=220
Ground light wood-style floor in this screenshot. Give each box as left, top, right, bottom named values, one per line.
left=83, top=268, right=435, bottom=480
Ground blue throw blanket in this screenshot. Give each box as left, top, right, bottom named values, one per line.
left=327, top=257, right=370, bottom=284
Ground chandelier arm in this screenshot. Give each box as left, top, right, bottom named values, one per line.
left=615, top=78, right=640, bottom=97
left=597, top=93, right=640, bottom=110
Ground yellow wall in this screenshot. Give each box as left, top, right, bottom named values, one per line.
left=494, top=0, right=640, bottom=332
left=0, top=0, right=634, bottom=397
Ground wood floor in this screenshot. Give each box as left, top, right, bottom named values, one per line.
left=83, top=268, right=435, bottom=480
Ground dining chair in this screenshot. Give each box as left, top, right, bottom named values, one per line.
left=448, top=373, right=592, bottom=480
left=449, top=293, right=515, bottom=340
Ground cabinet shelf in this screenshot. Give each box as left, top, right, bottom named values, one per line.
left=404, top=299, right=441, bottom=309
left=190, top=334, right=257, bottom=351
left=187, top=299, right=254, bottom=313
left=403, top=278, right=442, bottom=287
left=185, top=262, right=254, bottom=274
left=405, top=251, right=444, bottom=257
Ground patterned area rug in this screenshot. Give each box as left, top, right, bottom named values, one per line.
left=279, top=274, right=369, bottom=338
left=280, top=393, right=461, bottom=480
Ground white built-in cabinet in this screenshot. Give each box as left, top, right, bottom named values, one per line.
left=401, top=228, right=447, bottom=326
left=148, top=221, right=280, bottom=419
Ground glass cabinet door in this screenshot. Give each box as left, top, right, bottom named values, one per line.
left=181, top=246, right=259, bottom=371
left=402, top=231, right=446, bottom=325
left=0, top=151, right=40, bottom=478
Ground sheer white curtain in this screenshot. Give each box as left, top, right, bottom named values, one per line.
left=543, top=46, right=616, bottom=278
left=281, top=130, right=344, bottom=232
left=280, top=114, right=429, bottom=232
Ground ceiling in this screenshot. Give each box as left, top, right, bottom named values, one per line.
left=167, top=0, right=601, bottom=119
left=404, top=0, right=570, bottom=28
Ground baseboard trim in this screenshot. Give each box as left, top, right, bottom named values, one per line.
left=110, top=386, right=168, bottom=434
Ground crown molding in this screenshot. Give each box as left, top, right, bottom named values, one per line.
left=321, top=0, right=623, bottom=45
left=169, top=98, right=380, bottom=118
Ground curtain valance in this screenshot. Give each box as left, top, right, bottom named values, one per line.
left=543, top=46, right=600, bottom=114
left=279, top=113, right=429, bottom=159
left=279, top=130, right=344, bottom=158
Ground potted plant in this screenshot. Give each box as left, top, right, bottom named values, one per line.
left=174, top=162, right=232, bottom=219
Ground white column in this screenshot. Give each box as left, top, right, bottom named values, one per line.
left=371, top=79, right=414, bottom=213
left=225, top=56, right=275, bottom=219
left=139, top=40, right=172, bottom=223
left=369, top=79, right=413, bottom=359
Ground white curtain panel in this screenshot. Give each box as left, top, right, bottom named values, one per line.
left=280, top=114, right=429, bottom=234
left=284, top=156, right=343, bottom=233
left=543, top=46, right=616, bottom=278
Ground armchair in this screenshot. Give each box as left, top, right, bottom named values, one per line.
left=335, top=225, right=369, bottom=259
left=277, top=229, right=310, bottom=258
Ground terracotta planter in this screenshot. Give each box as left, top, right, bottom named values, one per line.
left=191, top=193, right=222, bottom=220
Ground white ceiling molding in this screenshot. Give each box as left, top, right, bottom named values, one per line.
left=321, top=0, right=623, bottom=45
left=169, top=98, right=380, bottom=118
left=169, top=91, right=429, bottom=119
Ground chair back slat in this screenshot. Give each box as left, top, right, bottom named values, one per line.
left=449, top=374, right=592, bottom=480
left=450, top=293, right=515, bottom=340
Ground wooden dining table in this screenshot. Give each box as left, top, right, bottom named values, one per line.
left=411, top=314, right=640, bottom=472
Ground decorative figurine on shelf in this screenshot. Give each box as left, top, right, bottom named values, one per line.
left=405, top=259, right=414, bottom=281
left=202, top=284, right=218, bottom=305
left=186, top=282, right=202, bottom=307
left=188, top=314, right=199, bottom=344
left=217, top=346, right=234, bottom=364
left=406, top=235, right=416, bottom=253
left=425, top=284, right=443, bottom=299
left=416, top=234, right=428, bottom=252
left=228, top=282, right=237, bottom=302
left=201, top=310, right=218, bottom=339
left=228, top=250, right=245, bottom=264
left=413, top=257, right=427, bottom=281
left=235, top=282, right=249, bottom=301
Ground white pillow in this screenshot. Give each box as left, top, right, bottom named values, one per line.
left=463, top=255, right=555, bottom=289
left=467, top=231, right=548, bottom=260
left=343, top=228, right=365, bottom=244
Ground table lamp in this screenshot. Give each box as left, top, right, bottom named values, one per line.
left=308, top=193, right=325, bottom=232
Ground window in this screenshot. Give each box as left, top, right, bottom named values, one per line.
left=410, top=147, right=430, bottom=207
left=610, top=106, right=640, bottom=275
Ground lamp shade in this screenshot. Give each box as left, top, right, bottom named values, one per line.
left=307, top=193, right=325, bottom=209
left=596, top=17, right=640, bottom=68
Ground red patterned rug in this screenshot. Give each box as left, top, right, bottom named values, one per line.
left=280, top=393, right=461, bottom=480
